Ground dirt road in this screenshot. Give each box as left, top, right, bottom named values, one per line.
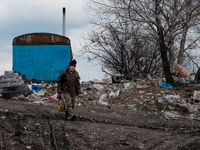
left=1, top=86, right=200, bottom=150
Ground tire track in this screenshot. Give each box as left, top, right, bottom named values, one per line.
left=49, top=120, right=58, bottom=150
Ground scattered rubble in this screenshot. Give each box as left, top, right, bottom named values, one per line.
left=1, top=70, right=200, bottom=120
left=1, top=71, right=200, bottom=149
left=0, top=71, right=31, bottom=98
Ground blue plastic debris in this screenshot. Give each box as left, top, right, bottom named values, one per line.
left=32, top=85, right=42, bottom=92
left=30, top=85, right=42, bottom=94
left=10, top=133, right=15, bottom=136
left=159, top=82, right=173, bottom=89
left=35, top=123, right=40, bottom=126
left=186, top=79, right=190, bottom=82
left=152, top=44, right=157, bottom=48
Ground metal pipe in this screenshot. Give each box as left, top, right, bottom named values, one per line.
left=63, top=7, right=66, bottom=36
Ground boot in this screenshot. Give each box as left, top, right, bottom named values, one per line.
left=65, top=111, right=70, bottom=120
left=66, top=106, right=73, bottom=120
left=71, top=115, right=78, bottom=121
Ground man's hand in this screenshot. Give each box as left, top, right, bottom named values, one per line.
left=58, top=94, right=62, bottom=99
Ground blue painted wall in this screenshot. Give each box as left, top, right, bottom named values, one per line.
left=13, top=45, right=71, bottom=82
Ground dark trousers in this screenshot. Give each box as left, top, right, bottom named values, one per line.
left=63, top=93, right=75, bottom=119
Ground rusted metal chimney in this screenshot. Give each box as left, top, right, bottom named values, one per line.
left=63, top=7, right=66, bottom=36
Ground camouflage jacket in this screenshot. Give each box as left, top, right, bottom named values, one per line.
left=57, top=68, right=81, bottom=96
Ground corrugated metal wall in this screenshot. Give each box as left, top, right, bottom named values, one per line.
left=12, top=33, right=72, bottom=82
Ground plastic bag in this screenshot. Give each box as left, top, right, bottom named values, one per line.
left=114, top=90, right=120, bottom=97
left=124, top=83, right=130, bottom=89
left=109, top=90, right=120, bottom=98
left=98, top=94, right=108, bottom=105
left=147, top=74, right=152, bottom=80
left=109, top=91, right=115, bottom=98
left=32, top=85, right=42, bottom=92
left=58, top=98, right=66, bottom=114
left=159, top=82, right=173, bottom=89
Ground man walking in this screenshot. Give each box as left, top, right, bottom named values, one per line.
left=57, top=59, right=81, bottom=120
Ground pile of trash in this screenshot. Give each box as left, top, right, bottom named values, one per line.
left=0, top=71, right=145, bottom=104
left=0, top=71, right=57, bottom=103
left=173, top=64, right=194, bottom=83
left=1, top=64, right=200, bottom=120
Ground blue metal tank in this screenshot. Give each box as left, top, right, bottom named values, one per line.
left=12, top=33, right=72, bottom=82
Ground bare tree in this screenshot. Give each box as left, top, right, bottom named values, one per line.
left=177, top=0, right=200, bottom=65
left=82, top=0, right=200, bottom=84
left=82, top=22, right=161, bottom=79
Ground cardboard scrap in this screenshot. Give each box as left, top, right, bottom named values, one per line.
left=136, top=85, right=149, bottom=89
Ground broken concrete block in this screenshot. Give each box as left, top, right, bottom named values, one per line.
left=93, top=79, right=102, bottom=83
left=4, top=71, right=14, bottom=75
left=102, top=76, right=112, bottom=83
left=93, top=84, right=105, bottom=91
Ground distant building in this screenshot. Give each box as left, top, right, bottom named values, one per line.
left=12, top=33, right=72, bottom=82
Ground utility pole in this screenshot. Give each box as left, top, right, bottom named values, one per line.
left=63, top=7, right=66, bottom=36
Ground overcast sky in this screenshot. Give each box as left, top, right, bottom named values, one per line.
left=0, top=0, right=105, bottom=82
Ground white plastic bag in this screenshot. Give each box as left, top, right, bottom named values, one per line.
left=124, top=83, right=130, bottom=89
left=114, top=90, right=120, bottom=97
left=52, top=93, right=58, bottom=99
left=109, top=91, right=115, bottom=98
left=98, top=94, right=108, bottom=105
left=109, top=90, right=120, bottom=98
